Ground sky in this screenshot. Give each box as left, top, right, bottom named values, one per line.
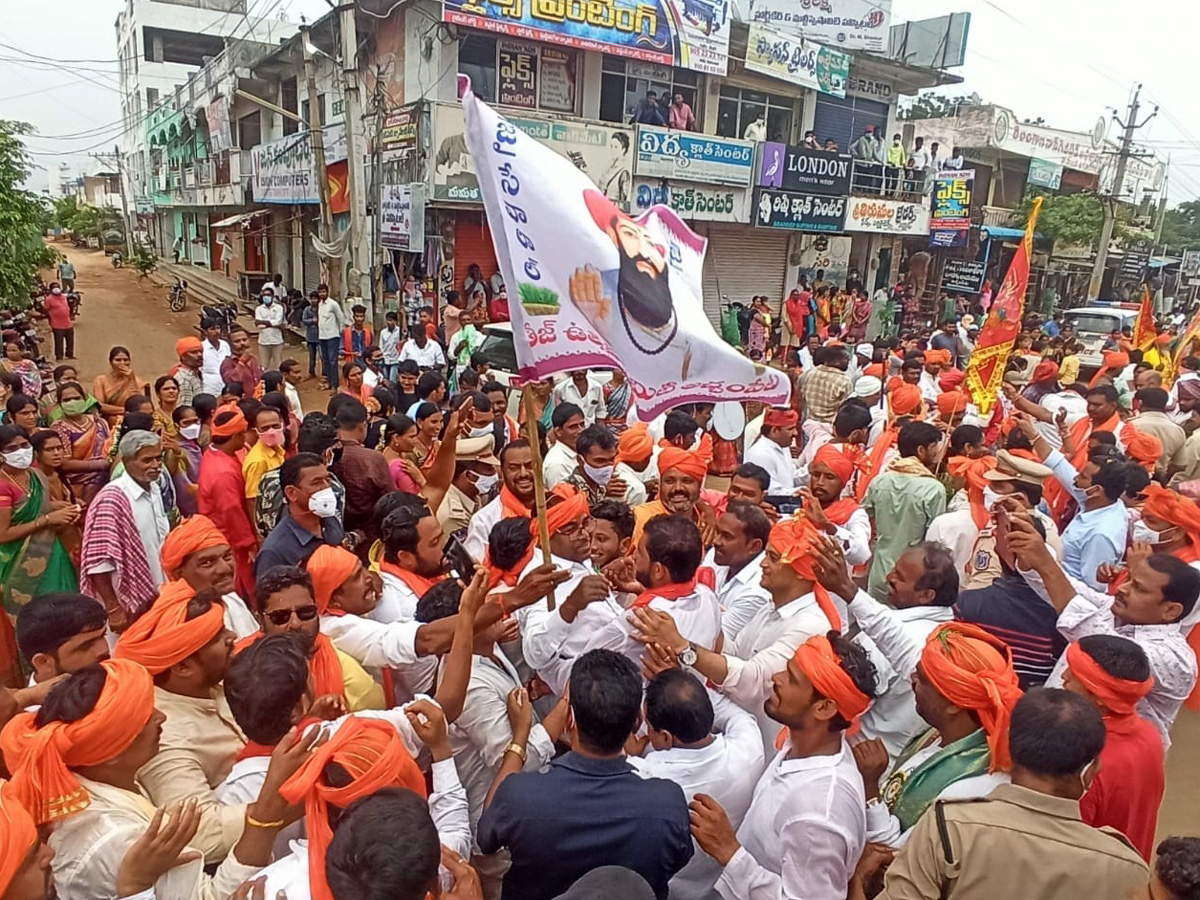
left=4, top=0, right=1200, bottom=202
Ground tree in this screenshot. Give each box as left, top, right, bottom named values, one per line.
left=51, top=195, right=78, bottom=230
left=0, top=120, right=57, bottom=307
left=66, top=204, right=121, bottom=240
left=1018, top=189, right=1132, bottom=248
left=899, top=93, right=967, bottom=121
left=1159, top=201, right=1200, bottom=251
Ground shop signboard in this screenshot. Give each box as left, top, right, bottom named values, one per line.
left=753, top=188, right=846, bottom=232
left=497, top=40, right=539, bottom=108
left=843, top=197, right=930, bottom=234
left=1027, top=157, right=1063, bottom=190
left=380, top=183, right=426, bottom=252
left=941, top=258, right=987, bottom=294
left=380, top=104, right=419, bottom=160
left=744, top=22, right=848, bottom=97
left=430, top=104, right=635, bottom=207
left=442, top=0, right=732, bottom=75
left=632, top=177, right=749, bottom=222
left=929, top=168, right=974, bottom=247
left=1120, top=240, right=1152, bottom=282
left=757, top=142, right=851, bottom=195
left=1182, top=249, right=1200, bottom=279
left=746, top=0, right=892, bottom=52
left=634, top=126, right=755, bottom=187
left=251, top=123, right=347, bottom=204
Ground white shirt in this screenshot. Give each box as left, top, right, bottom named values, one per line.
left=582, top=583, right=724, bottom=673
left=326, top=607, right=438, bottom=703
left=918, top=370, right=940, bottom=405
left=221, top=592, right=259, bottom=641
left=399, top=339, right=446, bottom=368
left=744, top=437, right=805, bottom=496
left=380, top=325, right=403, bottom=363
left=629, top=693, right=766, bottom=900
left=84, top=473, right=169, bottom=585
left=832, top=507, right=872, bottom=568
left=464, top=493, right=505, bottom=562
left=1035, top=391, right=1089, bottom=449
left=554, top=378, right=604, bottom=425
left=201, top=338, right=232, bottom=395
left=317, top=298, right=346, bottom=341
left=911, top=146, right=932, bottom=170
left=717, top=738, right=866, bottom=900
left=283, top=381, right=304, bottom=419
left=706, top=548, right=771, bottom=643
left=541, top=441, right=578, bottom=489
left=254, top=301, right=285, bottom=345
left=374, top=569, right=424, bottom=623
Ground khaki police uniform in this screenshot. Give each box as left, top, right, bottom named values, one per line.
left=879, top=784, right=1148, bottom=900
left=437, top=435, right=500, bottom=542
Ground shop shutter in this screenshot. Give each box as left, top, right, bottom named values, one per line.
left=268, top=210, right=292, bottom=282
left=813, top=95, right=888, bottom=154
left=453, top=211, right=500, bottom=297
left=698, top=224, right=789, bottom=327
left=302, top=211, right=322, bottom=294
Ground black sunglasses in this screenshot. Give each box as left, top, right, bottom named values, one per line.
left=265, top=604, right=319, bottom=626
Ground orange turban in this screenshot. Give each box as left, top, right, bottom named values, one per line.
left=175, top=336, right=203, bottom=357
left=1123, top=428, right=1162, bottom=471
left=1065, top=642, right=1152, bottom=717
left=764, top=407, right=799, bottom=428
left=210, top=404, right=247, bottom=437
left=279, top=718, right=427, bottom=900
left=114, top=581, right=225, bottom=675
left=793, top=635, right=871, bottom=723
left=545, top=483, right=590, bottom=536
left=160, top=514, right=229, bottom=579
left=812, top=443, right=855, bottom=484
left=864, top=362, right=884, bottom=378
left=0, top=785, right=37, bottom=898
left=920, top=622, right=1022, bottom=771
left=1031, top=360, right=1060, bottom=383
left=1142, top=484, right=1200, bottom=562
left=924, top=349, right=952, bottom=365
left=948, top=455, right=997, bottom=532
left=768, top=517, right=841, bottom=631
left=1089, top=351, right=1130, bottom=388
left=1, top=659, right=155, bottom=824
left=659, top=446, right=708, bottom=482
left=307, top=545, right=362, bottom=615
left=890, top=383, right=924, bottom=418
left=617, top=423, right=653, bottom=464
left=936, top=391, right=969, bottom=417
left=938, top=368, right=965, bottom=392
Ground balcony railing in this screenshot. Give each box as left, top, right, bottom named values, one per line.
left=849, top=159, right=932, bottom=203
left=981, top=205, right=1020, bottom=228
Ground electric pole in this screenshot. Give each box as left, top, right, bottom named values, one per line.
left=338, top=0, right=367, bottom=300
left=369, top=64, right=386, bottom=325
left=301, top=23, right=341, bottom=299
left=1087, top=84, right=1157, bottom=300
left=91, top=147, right=134, bottom=256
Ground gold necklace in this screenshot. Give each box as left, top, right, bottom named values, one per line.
left=0, top=468, right=30, bottom=491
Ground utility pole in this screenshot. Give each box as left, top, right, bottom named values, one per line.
left=1087, top=84, right=1157, bottom=300
left=301, top=23, right=341, bottom=299
left=91, top=147, right=134, bottom=255
left=338, top=1, right=367, bottom=300
left=370, top=64, right=386, bottom=325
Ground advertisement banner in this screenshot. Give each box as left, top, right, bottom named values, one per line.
left=381, top=184, right=426, bottom=251
left=251, top=123, right=347, bottom=205
left=744, top=22, right=848, bottom=97
left=844, top=197, right=930, bottom=235
left=1183, top=249, right=1200, bottom=279
left=633, top=178, right=750, bottom=222
left=753, top=188, right=847, bottom=232
left=1027, top=157, right=1063, bottom=190
left=634, top=126, right=755, bottom=187
left=443, top=0, right=732, bottom=75
left=497, top=40, right=538, bottom=108
left=1120, top=240, right=1153, bottom=282
left=461, top=77, right=791, bottom=418
left=380, top=104, right=419, bottom=160
left=747, top=0, right=892, bottom=52
left=206, top=99, right=232, bottom=155
left=941, top=259, right=987, bottom=294
left=758, top=142, right=851, bottom=195
left=787, top=233, right=851, bottom=292
left=930, top=169, right=974, bottom=247
left=431, top=104, right=634, bottom=207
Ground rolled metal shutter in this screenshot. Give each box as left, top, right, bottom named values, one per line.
left=812, top=95, right=889, bottom=153
left=302, top=210, right=322, bottom=294
left=452, top=211, right=500, bottom=297
left=698, top=223, right=789, bottom=327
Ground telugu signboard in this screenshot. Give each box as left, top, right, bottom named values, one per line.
left=632, top=178, right=750, bottom=222
left=380, top=104, right=419, bottom=160
left=930, top=169, right=974, bottom=248
left=634, top=126, right=756, bottom=187
left=443, top=0, right=732, bottom=75
left=1183, top=249, right=1200, bottom=279
left=758, top=143, right=851, bottom=195
left=1027, top=157, right=1063, bottom=190
left=380, top=183, right=426, bottom=252
left=744, top=22, right=848, bottom=97
left=747, top=0, right=892, bottom=52
left=941, top=258, right=987, bottom=294
left=753, top=188, right=846, bottom=232
left=251, top=123, right=347, bottom=205
left=843, top=197, right=930, bottom=234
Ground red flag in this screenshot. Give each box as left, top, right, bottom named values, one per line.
left=1133, top=284, right=1156, bottom=351
left=965, top=196, right=1043, bottom=416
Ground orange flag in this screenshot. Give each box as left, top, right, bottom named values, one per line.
left=1133, top=284, right=1156, bottom=351
left=965, top=196, right=1043, bottom=416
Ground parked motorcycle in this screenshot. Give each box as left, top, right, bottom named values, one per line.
left=168, top=280, right=188, bottom=313
left=199, top=301, right=239, bottom=337
left=111, top=252, right=123, bottom=268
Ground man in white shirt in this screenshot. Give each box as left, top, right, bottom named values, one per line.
left=464, top=439, right=535, bottom=561
left=630, top=671, right=766, bottom=900
left=317, top=286, right=347, bottom=390
left=542, top=401, right=587, bottom=488
left=744, top=408, right=806, bottom=498
left=201, top=320, right=232, bottom=395
left=688, top=632, right=878, bottom=900
left=379, top=310, right=404, bottom=382
left=398, top=324, right=447, bottom=370
left=705, top=501, right=772, bottom=642
left=280, top=359, right=306, bottom=419
left=254, top=286, right=286, bottom=371
left=554, top=370, right=604, bottom=425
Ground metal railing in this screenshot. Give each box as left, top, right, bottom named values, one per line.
left=848, top=159, right=932, bottom=202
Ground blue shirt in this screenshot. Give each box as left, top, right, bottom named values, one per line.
left=477, top=752, right=693, bottom=900
left=301, top=306, right=319, bottom=342
left=1045, top=450, right=1129, bottom=589
left=255, top=507, right=345, bottom=577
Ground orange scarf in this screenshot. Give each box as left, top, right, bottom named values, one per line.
left=947, top=455, right=998, bottom=532
left=1046, top=412, right=1120, bottom=523
left=379, top=559, right=441, bottom=597
left=0, top=783, right=38, bottom=897
left=769, top=517, right=842, bottom=631
left=1065, top=642, right=1152, bottom=717
left=500, top=485, right=531, bottom=518
left=632, top=578, right=697, bottom=609
left=235, top=631, right=346, bottom=699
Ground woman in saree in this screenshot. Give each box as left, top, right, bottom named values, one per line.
left=846, top=289, right=873, bottom=343
left=520, top=377, right=556, bottom=431
left=0, top=341, right=42, bottom=400
left=92, top=345, right=149, bottom=423
left=407, top=401, right=443, bottom=472
left=4, top=395, right=39, bottom=432
left=339, top=361, right=372, bottom=405
left=153, top=375, right=182, bottom=441
left=30, top=428, right=82, bottom=565
left=49, top=381, right=111, bottom=508
left=602, top=368, right=632, bottom=433
left=170, top=404, right=203, bottom=516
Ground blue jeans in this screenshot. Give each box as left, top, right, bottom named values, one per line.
left=383, top=363, right=399, bottom=383
left=307, top=341, right=320, bottom=375
left=321, top=337, right=341, bottom=389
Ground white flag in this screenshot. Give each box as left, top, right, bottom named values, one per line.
left=460, top=77, right=791, bottom=421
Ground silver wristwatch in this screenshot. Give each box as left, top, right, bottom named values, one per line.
left=678, top=643, right=698, bottom=666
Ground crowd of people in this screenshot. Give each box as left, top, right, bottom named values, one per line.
left=1, top=264, right=1200, bottom=900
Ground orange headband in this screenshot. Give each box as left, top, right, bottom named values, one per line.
left=307, top=544, right=362, bottom=615
left=920, top=622, right=1022, bottom=771
left=658, top=446, right=708, bottom=481
left=764, top=407, right=799, bottom=428
left=0, top=659, right=155, bottom=824
left=770, top=516, right=841, bottom=630
left=544, top=483, right=589, bottom=536
left=278, top=718, right=427, bottom=900
left=0, top=784, right=37, bottom=898
left=210, top=405, right=247, bottom=437
left=793, top=635, right=870, bottom=723
left=1065, top=642, right=1152, bottom=717
left=114, top=581, right=225, bottom=675
left=160, top=514, right=229, bottom=579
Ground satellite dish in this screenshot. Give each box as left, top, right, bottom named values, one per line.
left=712, top=402, right=746, bottom=441
left=1092, top=117, right=1108, bottom=150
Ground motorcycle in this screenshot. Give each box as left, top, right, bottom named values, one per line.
left=111, top=252, right=123, bottom=268
left=199, top=301, right=239, bottom=337
left=0, top=309, right=44, bottom=360
left=168, top=280, right=188, bottom=313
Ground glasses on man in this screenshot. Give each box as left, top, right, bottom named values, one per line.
left=265, top=604, right=319, bottom=626
left=555, top=517, right=594, bottom=538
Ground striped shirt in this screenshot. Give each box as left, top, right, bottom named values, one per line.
left=954, top=573, right=1067, bottom=689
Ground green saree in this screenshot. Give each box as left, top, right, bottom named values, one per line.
left=0, top=471, right=78, bottom=615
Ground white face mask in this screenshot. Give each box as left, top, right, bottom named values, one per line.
left=179, top=423, right=202, bottom=441
left=1132, top=520, right=1164, bottom=544
left=2, top=447, right=33, bottom=470
left=469, top=425, right=492, bottom=439
left=583, top=462, right=615, bottom=486
left=982, top=486, right=1002, bottom=512
left=472, top=472, right=499, bottom=493
left=308, top=487, right=339, bottom=518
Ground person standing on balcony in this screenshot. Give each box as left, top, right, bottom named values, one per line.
left=850, top=125, right=884, bottom=193
left=669, top=92, right=696, bottom=131
left=885, top=133, right=906, bottom=196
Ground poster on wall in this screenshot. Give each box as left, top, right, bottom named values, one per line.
left=786, top=233, right=851, bottom=291
left=754, top=188, right=847, bottom=232
left=747, top=0, right=892, bottom=52
left=539, top=48, right=576, bottom=111
left=380, top=184, right=426, bottom=252
left=744, top=22, right=849, bottom=97
left=758, top=143, right=851, bottom=195
left=498, top=40, right=538, bottom=108
left=929, top=169, right=974, bottom=247
left=206, top=99, right=232, bottom=155
left=443, top=0, right=732, bottom=75
left=941, top=258, right=987, bottom=294
left=634, top=125, right=756, bottom=187
left=632, top=177, right=750, bottom=222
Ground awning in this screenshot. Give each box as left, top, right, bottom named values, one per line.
left=1150, top=256, right=1180, bottom=268
left=211, top=209, right=268, bottom=229
left=981, top=225, right=1043, bottom=242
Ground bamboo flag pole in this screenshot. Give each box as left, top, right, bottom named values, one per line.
left=521, top=385, right=555, bottom=610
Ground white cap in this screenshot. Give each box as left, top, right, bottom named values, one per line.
left=854, top=375, right=883, bottom=398
left=855, top=342, right=874, bottom=358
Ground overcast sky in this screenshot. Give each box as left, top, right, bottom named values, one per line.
left=4, top=0, right=1199, bottom=202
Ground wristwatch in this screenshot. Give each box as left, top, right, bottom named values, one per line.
left=677, top=643, right=698, bottom=667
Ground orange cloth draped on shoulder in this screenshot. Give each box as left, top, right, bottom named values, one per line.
left=632, top=578, right=698, bottom=609
left=857, top=383, right=923, bottom=501
left=947, top=455, right=998, bottom=532
left=308, top=544, right=362, bottom=616
left=279, top=717, right=427, bottom=900
left=768, top=516, right=841, bottom=630
left=617, top=423, right=654, bottom=466
left=234, top=630, right=346, bottom=699
left=1088, top=351, right=1130, bottom=389
left=499, top=485, right=531, bottom=518
left=113, top=581, right=224, bottom=675
left=0, top=784, right=38, bottom=897
left=1065, top=642, right=1152, bottom=717
left=159, top=514, right=229, bottom=579
left=485, top=536, right=536, bottom=590
left=810, top=444, right=861, bottom=526
left=0, top=659, right=155, bottom=824
left=793, top=635, right=870, bottom=723
left=920, top=622, right=1022, bottom=771
left=1045, top=411, right=1121, bottom=522
left=378, top=559, right=441, bottom=598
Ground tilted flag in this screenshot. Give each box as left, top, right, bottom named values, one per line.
left=459, top=77, right=791, bottom=420
left=1132, top=283, right=1156, bottom=351
left=1173, top=304, right=1200, bottom=377
left=965, top=196, right=1043, bottom=416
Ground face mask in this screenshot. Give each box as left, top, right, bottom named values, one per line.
left=982, top=486, right=1001, bottom=512
left=2, top=447, right=33, bottom=469
left=583, top=462, right=615, bottom=486
left=51, top=287, right=61, bottom=295
left=61, top=398, right=89, bottom=417
left=258, top=428, right=285, bottom=448
left=308, top=487, right=338, bottom=518
left=262, top=294, right=274, bottom=304
left=469, top=425, right=492, bottom=439
left=1132, top=520, right=1164, bottom=544
left=472, top=472, right=499, bottom=493
left=180, top=423, right=202, bottom=441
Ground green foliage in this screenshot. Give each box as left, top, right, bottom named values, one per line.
left=0, top=120, right=58, bottom=307
left=898, top=93, right=963, bottom=121
left=127, top=243, right=158, bottom=278
left=66, top=204, right=122, bottom=240
left=1019, top=189, right=1131, bottom=248
left=1160, top=201, right=1200, bottom=251
left=51, top=195, right=78, bottom=230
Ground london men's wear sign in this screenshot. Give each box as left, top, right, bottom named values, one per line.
left=757, top=143, right=851, bottom=195
left=753, top=188, right=847, bottom=232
